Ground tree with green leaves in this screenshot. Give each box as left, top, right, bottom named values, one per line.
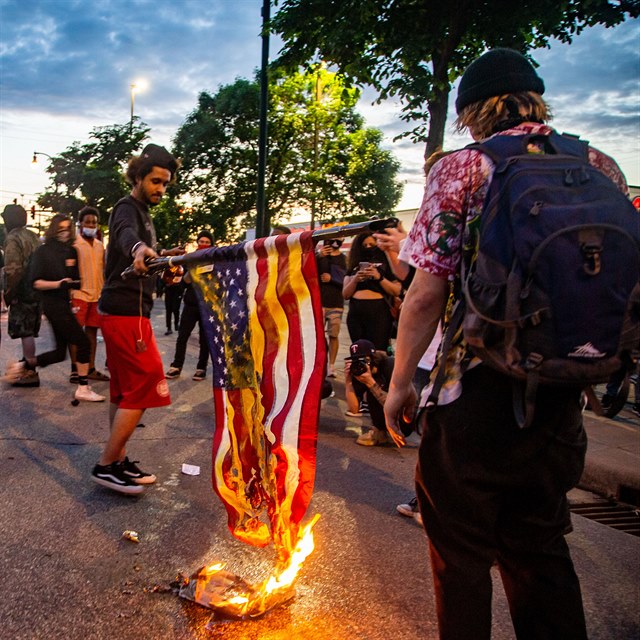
left=172, top=66, right=402, bottom=241
left=272, top=0, right=638, bottom=160
left=37, top=120, right=150, bottom=223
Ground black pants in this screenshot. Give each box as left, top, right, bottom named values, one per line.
left=417, top=365, right=587, bottom=640
left=164, top=285, right=183, bottom=331
left=352, top=377, right=385, bottom=430
left=346, top=297, right=393, bottom=352
left=170, top=303, right=209, bottom=371
left=37, top=299, right=90, bottom=368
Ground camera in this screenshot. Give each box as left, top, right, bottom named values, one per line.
left=350, top=357, right=369, bottom=377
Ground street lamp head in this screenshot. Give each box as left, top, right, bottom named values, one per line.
left=32, top=151, right=52, bottom=164
left=130, top=78, right=148, bottom=95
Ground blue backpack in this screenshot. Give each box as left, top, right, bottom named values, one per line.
left=452, top=132, right=640, bottom=427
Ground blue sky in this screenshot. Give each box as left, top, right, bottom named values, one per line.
left=1, top=0, right=638, bottom=216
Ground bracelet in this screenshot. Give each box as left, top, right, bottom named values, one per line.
left=131, top=241, right=146, bottom=257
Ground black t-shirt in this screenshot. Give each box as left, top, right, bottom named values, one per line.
left=318, top=252, right=346, bottom=308
left=99, top=196, right=158, bottom=317
left=30, top=239, right=79, bottom=303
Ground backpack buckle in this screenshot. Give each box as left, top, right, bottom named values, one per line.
left=524, top=352, right=543, bottom=370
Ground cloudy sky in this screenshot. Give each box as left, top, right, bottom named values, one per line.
left=1, top=0, right=638, bottom=217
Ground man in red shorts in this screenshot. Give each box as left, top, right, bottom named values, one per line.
left=70, top=205, right=109, bottom=383
left=92, top=144, right=184, bottom=495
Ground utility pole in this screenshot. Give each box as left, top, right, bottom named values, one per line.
left=310, top=68, right=322, bottom=231
left=255, top=0, right=270, bottom=238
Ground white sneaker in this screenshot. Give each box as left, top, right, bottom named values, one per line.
left=75, top=384, right=106, bottom=402
left=397, top=497, right=423, bottom=526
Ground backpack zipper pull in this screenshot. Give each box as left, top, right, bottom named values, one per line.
left=564, top=169, right=574, bottom=185
left=580, top=166, right=590, bottom=183
left=530, top=201, right=543, bottom=216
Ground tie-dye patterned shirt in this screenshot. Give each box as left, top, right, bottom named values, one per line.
left=400, top=123, right=628, bottom=405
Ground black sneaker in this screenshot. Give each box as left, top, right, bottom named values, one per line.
left=632, top=403, right=640, bottom=418
left=122, top=457, right=157, bottom=485
left=91, top=462, right=144, bottom=495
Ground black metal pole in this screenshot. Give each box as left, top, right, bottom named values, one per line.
left=255, top=0, right=270, bottom=239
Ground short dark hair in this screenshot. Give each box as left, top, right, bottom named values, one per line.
left=125, top=144, right=180, bottom=186
left=197, top=230, right=214, bottom=243
left=78, top=206, right=99, bottom=223
left=271, top=224, right=291, bottom=236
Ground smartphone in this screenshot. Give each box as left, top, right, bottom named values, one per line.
left=358, top=261, right=370, bottom=270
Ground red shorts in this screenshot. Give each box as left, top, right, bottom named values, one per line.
left=100, top=314, right=171, bottom=409
left=71, top=299, right=101, bottom=328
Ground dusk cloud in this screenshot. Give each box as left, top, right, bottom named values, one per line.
left=1, top=1, right=637, bottom=212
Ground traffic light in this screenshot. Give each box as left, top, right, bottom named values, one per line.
left=31, top=205, right=36, bottom=219
left=632, top=196, right=640, bottom=211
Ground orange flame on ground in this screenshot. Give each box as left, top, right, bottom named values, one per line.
left=182, top=514, right=320, bottom=619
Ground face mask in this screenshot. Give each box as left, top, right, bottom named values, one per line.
left=330, top=240, right=343, bottom=249
left=57, top=229, right=70, bottom=241
left=362, top=246, right=376, bottom=260
left=81, top=227, right=97, bottom=238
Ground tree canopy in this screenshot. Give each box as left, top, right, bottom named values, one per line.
left=36, top=121, right=149, bottom=224
left=272, top=0, right=638, bottom=159
left=172, top=66, right=402, bottom=242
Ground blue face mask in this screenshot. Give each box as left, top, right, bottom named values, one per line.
left=81, top=227, right=97, bottom=238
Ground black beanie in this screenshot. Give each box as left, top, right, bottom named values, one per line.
left=140, top=143, right=179, bottom=176
left=455, top=48, right=545, bottom=114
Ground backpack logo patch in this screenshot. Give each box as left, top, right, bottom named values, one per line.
left=568, top=342, right=606, bottom=359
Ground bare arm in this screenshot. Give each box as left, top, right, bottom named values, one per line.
left=384, top=269, right=448, bottom=446
left=33, top=278, right=73, bottom=291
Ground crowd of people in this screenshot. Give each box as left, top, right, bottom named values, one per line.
left=1, top=48, right=639, bottom=640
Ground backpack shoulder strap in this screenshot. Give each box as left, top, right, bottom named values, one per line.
left=467, top=132, right=590, bottom=165
left=466, top=134, right=529, bottom=166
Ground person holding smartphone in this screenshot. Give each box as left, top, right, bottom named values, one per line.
left=342, top=232, right=401, bottom=352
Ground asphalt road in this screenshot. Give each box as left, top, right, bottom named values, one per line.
left=1, top=307, right=638, bottom=639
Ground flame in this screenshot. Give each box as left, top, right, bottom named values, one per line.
left=182, top=514, right=320, bottom=619
left=263, top=513, right=319, bottom=595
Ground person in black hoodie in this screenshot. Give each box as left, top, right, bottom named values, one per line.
left=92, top=143, right=184, bottom=495
left=4, top=214, right=105, bottom=402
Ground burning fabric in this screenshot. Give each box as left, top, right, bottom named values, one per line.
left=178, top=515, right=320, bottom=619
left=181, top=232, right=325, bottom=617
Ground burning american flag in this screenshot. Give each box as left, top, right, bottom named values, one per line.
left=190, top=231, right=325, bottom=563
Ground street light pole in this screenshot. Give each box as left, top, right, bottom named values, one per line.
left=130, top=83, right=136, bottom=134
left=129, top=79, right=147, bottom=135
left=255, top=0, right=270, bottom=239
